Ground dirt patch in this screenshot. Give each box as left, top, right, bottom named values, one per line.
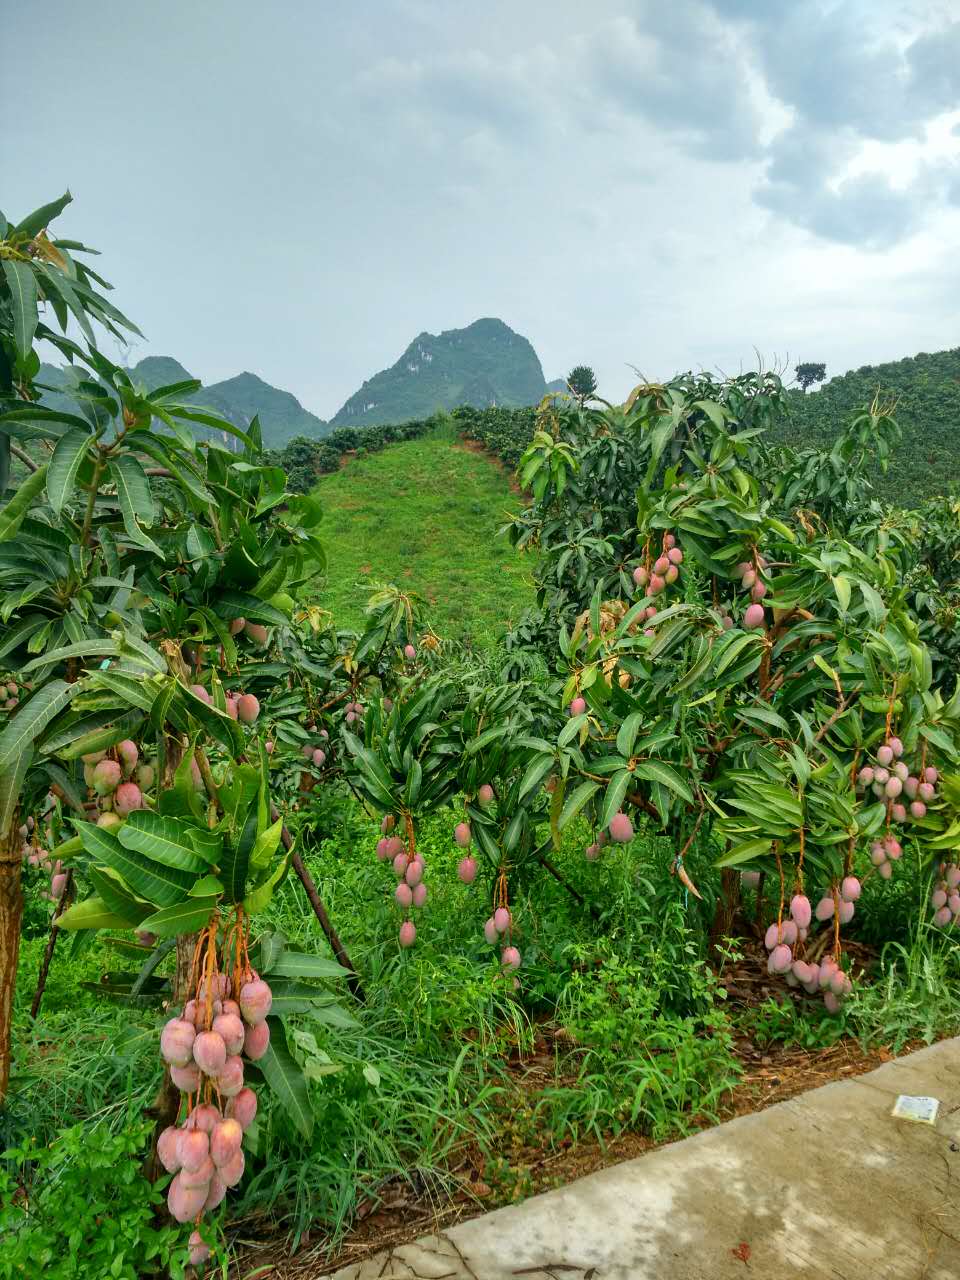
left=452, top=434, right=525, bottom=496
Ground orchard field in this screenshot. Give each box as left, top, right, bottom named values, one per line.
left=4, top=196, right=960, bottom=1280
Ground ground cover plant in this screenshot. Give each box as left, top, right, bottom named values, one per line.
left=2, top=192, right=960, bottom=1278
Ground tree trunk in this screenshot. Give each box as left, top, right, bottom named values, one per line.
left=0, top=812, right=23, bottom=1107
left=709, top=867, right=741, bottom=953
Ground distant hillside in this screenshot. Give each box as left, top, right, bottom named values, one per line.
left=37, top=356, right=329, bottom=450
left=776, top=347, right=960, bottom=504
left=331, top=317, right=547, bottom=427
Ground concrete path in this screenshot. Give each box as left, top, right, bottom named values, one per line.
left=327, top=1038, right=960, bottom=1279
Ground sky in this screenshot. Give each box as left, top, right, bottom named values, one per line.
left=4, top=0, right=959, bottom=418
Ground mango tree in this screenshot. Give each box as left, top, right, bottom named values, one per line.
left=510, top=379, right=960, bottom=1006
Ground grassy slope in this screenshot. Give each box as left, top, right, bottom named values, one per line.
left=313, top=422, right=536, bottom=643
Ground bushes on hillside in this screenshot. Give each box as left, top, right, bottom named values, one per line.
left=265, top=416, right=444, bottom=492
left=453, top=404, right=539, bottom=468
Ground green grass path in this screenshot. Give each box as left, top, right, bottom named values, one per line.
left=312, top=424, right=536, bottom=643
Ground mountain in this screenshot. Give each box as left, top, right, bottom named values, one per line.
left=774, top=347, right=960, bottom=505
left=545, top=378, right=569, bottom=395
left=38, top=357, right=329, bottom=450
left=331, top=317, right=547, bottom=427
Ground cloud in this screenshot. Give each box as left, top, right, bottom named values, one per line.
left=698, top=1, right=960, bottom=247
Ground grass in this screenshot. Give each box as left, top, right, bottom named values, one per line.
left=312, top=422, right=536, bottom=644
left=10, top=789, right=960, bottom=1267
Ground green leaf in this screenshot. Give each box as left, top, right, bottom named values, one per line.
left=87, top=866, right=152, bottom=925
left=221, top=803, right=257, bottom=902
left=46, top=427, right=92, bottom=514
left=189, top=874, right=224, bottom=897
left=858, top=579, right=887, bottom=626
left=56, top=895, right=130, bottom=932
left=557, top=780, right=600, bottom=831
left=0, top=464, right=49, bottom=543
left=138, top=897, right=219, bottom=938
left=832, top=574, right=851, bottom=615
left=268, top=951, right=351, bottom=980
left=308, top=1002, right=362, bottom=1031
left=0, top=680, right=78, bottom=771
left=109, top=455, right=162, bottom=556
left=243, top=854, right=289, bottom=915
left=633, top=759, right=693, bottom=804
left=20, top=639, right=119, bottom=675
left=599, top=769, right=633, bottom=830
left=14, top=191, right=73, bottom=239
left=615, top=713, right=643, bottom=759
left=249, top=816, right=283, bottom=871
left=1, top=259, right=39, bottom=357
left=558, top=713, right=588, bottom=747
left=257, top=1017, right=314, bottom=1139
left=715, top=838, right=772, bottom=868
left=518, top=753, right=555, bottom=801
left=0, top=747, right=33, bottom=837
left=73, top=820, right=192, bottom=907
left=118, top=810, right=218, bottom=873
left=693, top=399, right=728, bottom=430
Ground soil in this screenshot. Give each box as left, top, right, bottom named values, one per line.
left=228, top=934, right=926, bottom=1279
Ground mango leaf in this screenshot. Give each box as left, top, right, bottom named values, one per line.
left=249, top=816, right=283, bottom=871
left=189, top=874, right=224, bottom=897
left=308, top=1002, right=362, bottom=1031
left=14, top=191, right=73, bottom=239
left=258, top=930, right=286, bottom=974
left=599, top=769, right=633, bottom=830
left=109, top=455, right=162, bottom=556
left=221, top=803, right=257, bottom=902
left=56, top=896, right=131, bottom=932
left=46, top=427, right=93, bottom=514
left=257, top=1017, right=314, bottom=1138
left=1, top=259, right=39, bottom=357
left=0, top=747, right=32, bottom=837
left=518, top=753, right=554, bottom=800
left=633, top=760, right=693, bottom=804
left=137, top=897, right=219, bottom=938
left=714, top=838, right=772, bottom=868
left=74, top=820, right=192, bottom=907
left=243, top=852, right=288, bottom=915
left=118, top=810, right=218, bottom=873
left=557, top=780, right=600, bottom=831
left=268, top=950, right=351, bottom=980
left=0, top=464, right=49, bottom=542
left=87, top=866, right=153, bottom=926
left=0, top=680, right=78, bottom=771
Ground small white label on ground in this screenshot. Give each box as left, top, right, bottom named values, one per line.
left=891, top=1095, right=940, bottom=1124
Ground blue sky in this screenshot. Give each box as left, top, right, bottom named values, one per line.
left=5, top=0, right=959, bottom=417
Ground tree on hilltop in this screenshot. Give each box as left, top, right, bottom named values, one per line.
left=566, top=365, right=598, bottom=405
left=795, top=361, right=827, bottom=392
